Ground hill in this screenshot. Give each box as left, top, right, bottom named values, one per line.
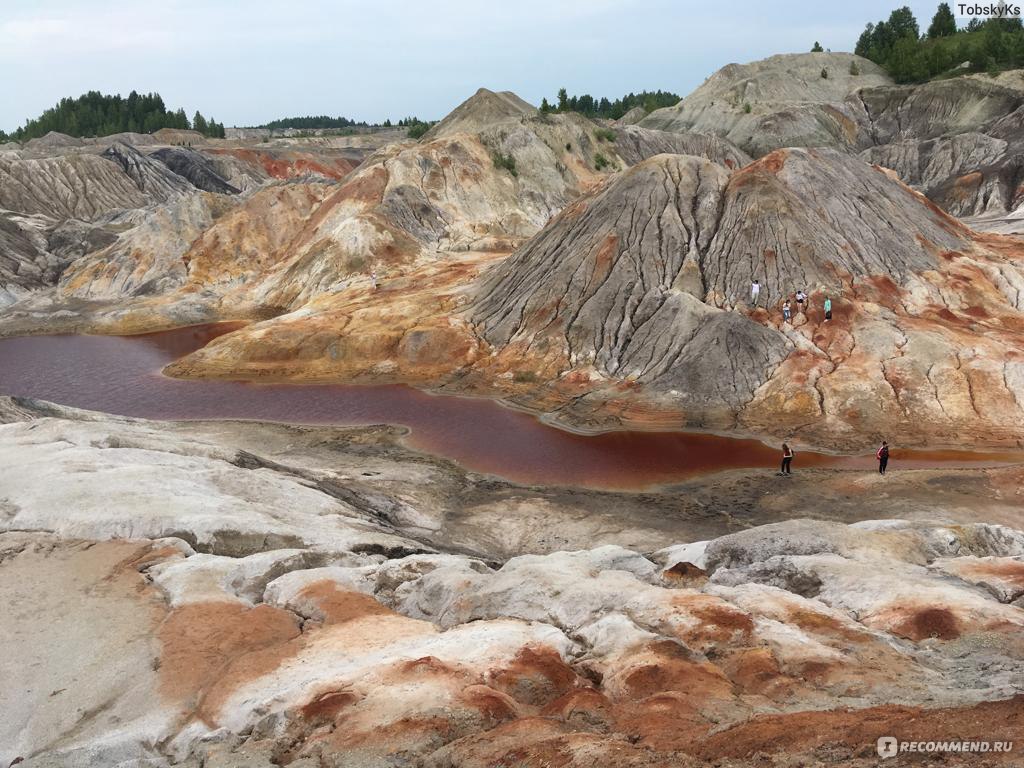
left=640, top=52, right=892, bottom=156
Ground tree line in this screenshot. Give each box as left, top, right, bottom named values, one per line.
left=855, top=3, right=1024, bottom=82
left=539, top=89, right=681, bottom=119
left=258, top=115, right=369, bottom=130
left=0, top=90, right=226, bottom=143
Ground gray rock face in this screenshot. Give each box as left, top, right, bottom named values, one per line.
left=149, top=147, right=241, bottom=194
left=0, top=144, right=185, bottom=221
left=0, top=212, right=49, bottom=304
left=0, top=212, right=117, bottom=304
left=857, top=78, right=1024, bottom=145
left=702, top=147, right=971, bottom=307
left=99, top=142, right=192, bottom=198
left=473, top=154, right=790, bottom=406
left=852, top=78, right=1024, bottom=217
left=613, top=125, right=751, bottom=169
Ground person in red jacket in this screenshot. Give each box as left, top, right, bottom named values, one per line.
left=877, top=441, right=889, bottom=475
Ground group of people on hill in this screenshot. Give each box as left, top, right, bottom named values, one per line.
left=750, top=281, right=833, bottom=323
left=778, top=441, right=889, bottom=476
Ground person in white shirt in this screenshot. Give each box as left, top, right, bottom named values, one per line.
left=751, top=279, right=761, bottom=305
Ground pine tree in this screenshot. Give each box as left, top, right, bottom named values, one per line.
left=927, top=3, right=957, bottom=38
left=556, top=88, right=568, bottom=112
left=811, top=41, right=824, bottom=52
left=192, top=111, right=208, bottom=135
left=888, top=6, right=920, bottom=40
left=540, top=97, right=551, bottom=113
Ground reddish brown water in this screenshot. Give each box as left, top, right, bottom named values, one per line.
left=0, top=324, right=1019, bottom=489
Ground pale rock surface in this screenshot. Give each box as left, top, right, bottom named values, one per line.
left=640, top=52, right=892, bottom=156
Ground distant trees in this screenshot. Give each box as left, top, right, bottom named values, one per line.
left=811, top=41, right=824, bottom=52
left=855, top=4, right=1024, bottom=83
left=2, top=91, right=227, bottom=142
left=259, top=115, right=367, bottom=131
left=544, top=88, right=681, bottom=119
left=398, top=117, right=433, bottom=139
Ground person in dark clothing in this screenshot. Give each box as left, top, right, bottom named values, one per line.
left=780, top=443, right=794, bottom=475
left=877, top=441, right=889, bottom=474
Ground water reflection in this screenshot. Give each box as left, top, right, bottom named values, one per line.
left=0, top=324, right=1019, bottom=489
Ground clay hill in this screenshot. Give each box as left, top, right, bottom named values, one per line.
left=2, top=59, right=1024, bottom=452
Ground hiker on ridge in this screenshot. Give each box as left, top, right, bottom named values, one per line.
left=782, top=299, right=792, bottom=323
left=751, top=279, right=761, bottom=306
left=877, top=441, right=890, bottom=475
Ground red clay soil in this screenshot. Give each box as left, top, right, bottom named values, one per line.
left=693, top=695, right=1024, bottom=762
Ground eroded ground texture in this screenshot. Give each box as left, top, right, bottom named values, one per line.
left=0, top=397, right=1022, bottom=767
left=2, top=59, right=1024, bottom=452
left=3, top=52, right=1024, bottom=768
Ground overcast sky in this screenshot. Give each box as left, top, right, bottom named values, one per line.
left=1, top=0, right=946, bottom=131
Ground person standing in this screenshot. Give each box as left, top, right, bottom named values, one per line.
left=751, top=279, right=761, bottom=306
left=371, top=270, right=378, bottom=290
left=780, top=443, right=794, bottom=475
left=782, top=299, right=792, bottom=323
left=824, top=296, right=832, bottom=322
left=877, top=441, right=889, bottom=475
left=796, top=289, right=807, bottom=311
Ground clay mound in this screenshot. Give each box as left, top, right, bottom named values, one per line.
left=473, top=154, right=790, bottom=407
left=151, top=127, right=206, bottom=145
left=424, top=88, right=538, bottom=140
left=615, top=106, right=647, bottom=126
left=475, top=146, right=972, bottom=344
left=702, top=146, right=973, bottom=307
left=22, top=131, right=86, bottom=151
left=641, top=52, right=891, bottom=156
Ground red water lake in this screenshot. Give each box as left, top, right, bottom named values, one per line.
left=0, top=323, right=1019, bottom=489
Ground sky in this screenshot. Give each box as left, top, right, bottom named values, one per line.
left=0, top=0, right=948, bottom=132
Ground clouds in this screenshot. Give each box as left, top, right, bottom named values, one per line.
left=1, top=0, right=940, bottom=133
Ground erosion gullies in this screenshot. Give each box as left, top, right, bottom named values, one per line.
left=2, top=399, right=1023, bottom=766
left=466, top=148, right=1024, bottom=446
left=0, top=129, right=381, bottom=314
left=2, top=74, right=1024, bottom=449
left=471, top=153, right=789, bottom=413
left=1, top=88, right=755, bottom=333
